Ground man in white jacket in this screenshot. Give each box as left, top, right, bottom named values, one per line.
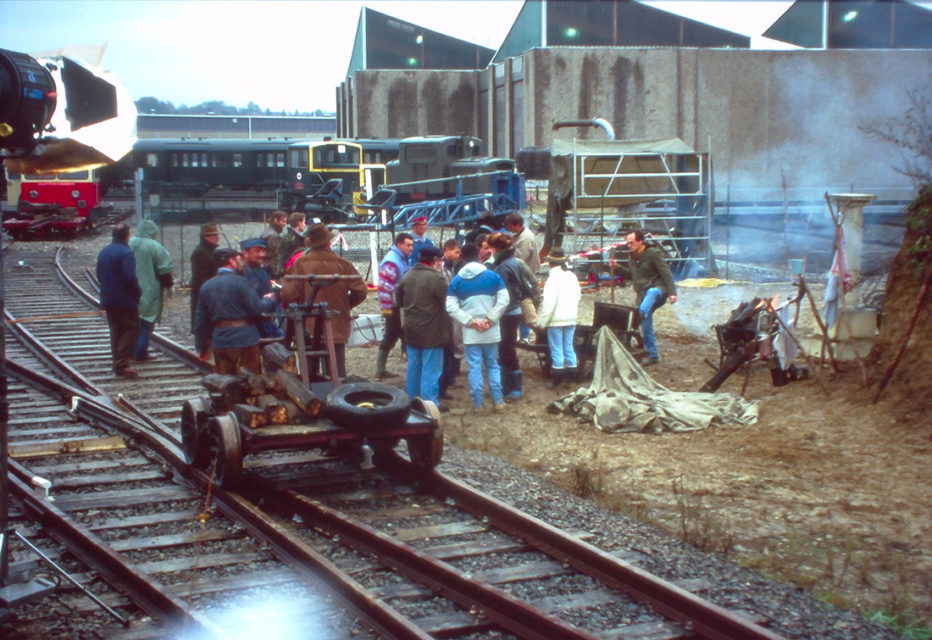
left=446, top=243, right=510, bottom=411
left=537, top=247, right=581, bottom=386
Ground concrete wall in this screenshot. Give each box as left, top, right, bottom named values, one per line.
left=338, top=47, right=932, bottom=198
left=339, top=69, right=479, bottom=139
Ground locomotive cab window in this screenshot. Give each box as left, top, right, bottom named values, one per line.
left=290, top=149, right=308, bottom=169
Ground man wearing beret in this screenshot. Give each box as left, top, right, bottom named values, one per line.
left=241, top=237, right=283, bottom=339
left=281, top=223, right=368, bottom=379
left=194, top=248, right=265, bottom=375
left=190, top=222, right=220, bottom=331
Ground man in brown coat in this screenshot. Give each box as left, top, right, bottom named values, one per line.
left=281, top=223, right=368, bottom=379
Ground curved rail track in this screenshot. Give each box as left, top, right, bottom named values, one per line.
left=1, top=246, right=789, bottom=639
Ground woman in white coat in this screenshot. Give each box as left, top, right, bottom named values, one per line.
left=536, top=248, right=581, bottom=386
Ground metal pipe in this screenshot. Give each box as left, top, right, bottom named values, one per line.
left=552, top=118, right=615, bottom=140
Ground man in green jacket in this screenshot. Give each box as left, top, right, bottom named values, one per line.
left=619, top=229, right=677, bottom=365
left=129, top=219, right=174, bottom=361
left=396, top=245, right=449, bottom=409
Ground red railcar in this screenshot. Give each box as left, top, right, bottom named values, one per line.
left=3, top=168, right=103, bottom=237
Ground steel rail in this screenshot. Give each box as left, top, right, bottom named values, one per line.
left=4, top=359, right=432, bottom=640
left=6, top=462, right=221, bottom=638
left=248, top=477, right=600, bottom=640
left=429, top=472, right=787, bottom=640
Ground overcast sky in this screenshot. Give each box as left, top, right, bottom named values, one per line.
left=3, top=1, right=921, bottom=114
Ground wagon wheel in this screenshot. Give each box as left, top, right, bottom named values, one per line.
left=207, top=413, right=243, bottom=487
left=180, top=396, right=213, bottom=469
left=406, top=399, right=443, bottom=472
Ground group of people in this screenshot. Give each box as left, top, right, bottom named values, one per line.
left=96, top=211, right=677, bottom=410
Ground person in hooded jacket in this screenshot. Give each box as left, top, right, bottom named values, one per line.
left=446, top=243, right=510, bottom=412
left=129, top=219, right=174, bottom=361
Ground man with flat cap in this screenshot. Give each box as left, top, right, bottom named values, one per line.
left=408, top=215, right=435, bottom=266
left=190, top=222, right=220, bottom=331
left=396, top=244, right=449, bottom=409
left=241, top=237, right=283, bottom=339
left=194, top=248, right=265, bottom=375
left=281, top=223, right=368, bottom=379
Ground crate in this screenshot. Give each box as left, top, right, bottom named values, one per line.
left=348, top=314, right=383, bottom=346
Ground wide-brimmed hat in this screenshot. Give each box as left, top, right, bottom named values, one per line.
left=306, top=223, right=334, bottom=248
left=547, top=247, right=568, bottom=264
left=201, top=222, right=220, bottom=235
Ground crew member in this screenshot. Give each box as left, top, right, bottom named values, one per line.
left=375, top=232, right=413, bottom=378
left=281, top=223, right=368, bottom=379
left=617, top=229, right=677, bottom=366
left=194, top=248, right=265, bottom=375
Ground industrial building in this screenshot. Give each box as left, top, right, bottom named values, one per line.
left=336, top=0, right=932, bottom=202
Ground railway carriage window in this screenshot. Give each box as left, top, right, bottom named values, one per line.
left=214, top=154, right=228, bottom=169
left=146, top=153, right=158, bottom=168
left=200, top=153, right=208, bottom=167
left=182, top=154, right=189, bottom=168
left=276, top=152, right=285, bottom=168
left=233, top=153, right=243, bottom=168
left=257, top=154, right=265, bottom=168
left=171, top=154, right=179, bottom=168
left=59, top=170, right=89, bottom=180
left=191, top=154, right=199, bottom=168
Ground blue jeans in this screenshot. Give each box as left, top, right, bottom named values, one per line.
left=405, top=346, right=443, bottom=403
left=519, top=321, right=531, bottom=341
left=639, top=287, right=665, bottom=359
left=547, top=326, right=577, bottom=370
left=134, top=319, right=155, bottom=359
left=465, top=343, right=502, bottom=408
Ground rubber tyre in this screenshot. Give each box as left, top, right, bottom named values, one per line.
left=207, top=413, right=243, bottom=487
left=180, top=396, right=213, bottom=469
left=325, top=382, right=411, bottom=431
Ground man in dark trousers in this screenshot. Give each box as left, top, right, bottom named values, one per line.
left=194, top=248, right=265, bottom=375
left=96, top=223, right=142, bottom=378
left=190, top=222, right=220, bottom=330
left=396, top=245, right=449, bottom=410
left=618, top=229, right=677, bottom=365
left=375, top=232, right=413, bottom=378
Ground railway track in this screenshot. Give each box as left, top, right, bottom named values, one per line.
left=1, top=246, right=789, bottom=639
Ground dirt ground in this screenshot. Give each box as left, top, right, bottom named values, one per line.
left=57, top=226, right=931, bottom=631
left=338, top=277, right=932, bottom=629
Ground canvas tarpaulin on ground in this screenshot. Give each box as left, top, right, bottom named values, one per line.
left=549, top=327, right=759, bottom=433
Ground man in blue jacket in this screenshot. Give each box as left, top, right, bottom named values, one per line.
left=194, top=248, right=266, bottom=375
left=96, top=224, right=142, bottom=378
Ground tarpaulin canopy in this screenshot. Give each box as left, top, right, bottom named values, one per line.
left=549, top=327, right=759, bottom=433
left=543, top=137, right=708, bottom=250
